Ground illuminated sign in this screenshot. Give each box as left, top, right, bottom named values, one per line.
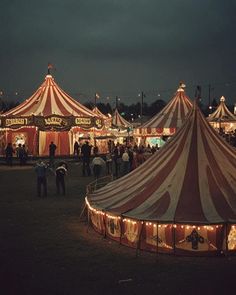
left=5, top=118, right=28, bottom=127
left=75, top=118, right=92, bottom=126
left=95, top=118, right=102, bottom=128
left=44, top=116, right=68, bottom=126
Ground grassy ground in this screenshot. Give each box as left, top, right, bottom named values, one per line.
left=0, top=161, right=236, bottom=295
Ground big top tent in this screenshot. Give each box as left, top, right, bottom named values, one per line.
left=0, top=73, right=104, bottom=156
left=85, top=101, right=236, bottom=256
left=134, top=83, right=192, bottom=147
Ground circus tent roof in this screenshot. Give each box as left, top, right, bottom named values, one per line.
left=87, top=102, right=236, bottom=224
left=3, top=75, right=96, bottom=117
left=137, top=84, right=193, bottom=133
left=112, top=108, right=132, bottom=128
left=207, top=96, right=236, bottom=122
left=92, top=106, right=109, bottom=120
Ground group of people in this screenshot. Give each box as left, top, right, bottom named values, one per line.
left=4, top=139, right=159, bottom=196
left=35, top=159, right=68, bottom=198
left=110, top=143, right=159, bottom=177
left=5, top=142, right=28, bottom=166
left=78, top=140, right=159, bottom=179
left=219, top=129, right=236, bottom=147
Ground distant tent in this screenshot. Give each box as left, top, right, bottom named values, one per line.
left=0, top=73, right=103, bottom=156
left=92, top=106, right=109, bottom=120
left=112, top=109, right=132, bottom=129
left=91, top=106, right=114, bottom=153
left=207, top=96, right=236, bottom=132
left=134, top=82, right=192, bottom=138
left=86, top=101, right=236, bottom=256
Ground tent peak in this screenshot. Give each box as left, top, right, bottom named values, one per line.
left=220, top=96, right=225, bottom=102
left=177, top=81, right=186, bottom=92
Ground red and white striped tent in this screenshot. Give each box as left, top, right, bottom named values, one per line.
left=112, top=108, right=132, bottom=129
left=91, top=106, right=114, bottom=153
left=86, top=101, right=236, bottom=255
left=92, top=106, right=112, bottom=128
left=207, top=96, right=236, bottom=132
left=0, top=74, right=103, bottom=156
left=134, top=83, right=192, bottom=141
left=111, top=108, right=133, bottom=144
left=92, top=107, right=109, bottom=120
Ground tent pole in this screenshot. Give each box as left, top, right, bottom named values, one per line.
left=225, top=223, right=228, bottom=256
left=119, top=217, right=123, bottom=245
left=136, top=221, right=144, bottom=258
left=86, top=208, right=90, bottom=233
left=172, top=225, right=176, bottom=255
left=37, top=128, right=40, bottom=156
left=103, top=213, right=107, bottom=239
left=79, top=201, right=87, bottom=221
left=156, top=222, right=159, bottom=261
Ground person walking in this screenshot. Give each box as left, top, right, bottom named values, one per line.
left=35, top=159, right=48, bottom=198
left=55, top=163, right=67, bottom=195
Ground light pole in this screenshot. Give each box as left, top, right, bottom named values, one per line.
left=94, top=93, right=100, bottom=107
left=115, top=96, right=119, bottom=109
left=139, top=91, right=145, bottom=125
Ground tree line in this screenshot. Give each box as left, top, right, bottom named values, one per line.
left=0, top=97, right=233, bottom=121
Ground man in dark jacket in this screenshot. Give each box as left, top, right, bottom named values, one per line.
left=81, top=141, right=91, bottom=176
left=5, top=143, right=14, bottom=166
left=55, top=163, right=67, bottom=195
left=49, top=141, right=57, bottom=167
left=35, top=160, right=48, bottom=197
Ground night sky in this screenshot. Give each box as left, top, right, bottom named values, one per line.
left=1, top=0, right=236, bottom=107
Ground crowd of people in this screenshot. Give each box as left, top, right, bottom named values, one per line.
left=3, top=139, right=160, bottom=198
left=76, top=140, right=160, bottom=179
left=219, top=129, right=236, bottom=147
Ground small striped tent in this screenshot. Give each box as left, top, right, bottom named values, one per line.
left=207, top=96, right=236, bottom=132
left=112, top=108, right=132, bottom=129
left=135, top=83, right=192, bottom=138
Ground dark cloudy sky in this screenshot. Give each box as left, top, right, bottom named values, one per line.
left=1, top=0, right=236, bottom=107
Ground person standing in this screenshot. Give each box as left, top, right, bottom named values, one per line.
left=73, top=141, right=79, bottom=158
left=55, top=163, right=67, bottom=195
left=112, top=145, right=120, bottom=177
left=18, top=144, right=24, bottom=165
left=49, top=141, right=57, bottom=167
left=105, top=152, right=112, bottom=175
left=35, top=159, right=48, bottom=198
left=122, top=148, right=130, bottom=175
left=81, top=141, right=91, bottom=176
left=92, top=154, right=106, bottom=179
left=5, top=143, right=14, bottom=166
left=21, top=144, right=28, bottom=165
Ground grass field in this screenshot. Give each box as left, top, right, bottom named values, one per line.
left=0, top=161, right=236, bottom=295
